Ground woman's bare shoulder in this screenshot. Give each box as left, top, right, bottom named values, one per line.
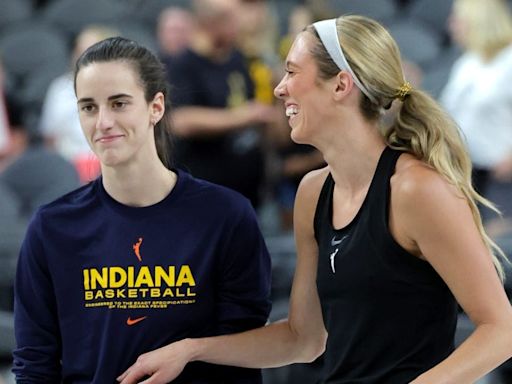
left=296, top=166, right=330, bottom=205
left=392, top=153, right=462, bottom=203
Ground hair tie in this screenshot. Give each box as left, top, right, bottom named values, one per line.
left=396, top=82, right=412, bottom=101
left=313, top=19, right=377, bottom=104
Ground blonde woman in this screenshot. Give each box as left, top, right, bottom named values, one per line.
left=441, top=0, right=512, bottom=195
left=119, top=15, right=512, bottom=384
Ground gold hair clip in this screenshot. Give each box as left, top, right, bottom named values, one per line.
left=396, top=82, right=412, bottom=101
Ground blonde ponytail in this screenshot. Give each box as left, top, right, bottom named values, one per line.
left=387, top=89, right=508, bottom=280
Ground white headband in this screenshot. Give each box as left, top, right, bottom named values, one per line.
left=313, top=19, right=376, bottom=104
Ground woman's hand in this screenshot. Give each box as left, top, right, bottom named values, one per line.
left=117, top=339, right=192, bottom=384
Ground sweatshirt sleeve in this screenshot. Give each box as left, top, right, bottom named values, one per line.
left=12, top=212, right=62, bottom=383
left=215, top=199, right=272, bottom=334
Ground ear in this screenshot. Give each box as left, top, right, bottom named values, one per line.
left=149, top=92, right=165, bottom=125
left=332, top=71, right=354, bottom=101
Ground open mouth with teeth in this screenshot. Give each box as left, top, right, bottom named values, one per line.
left=286, top=106, right=298, bottom=117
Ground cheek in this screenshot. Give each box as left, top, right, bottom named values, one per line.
left=302, top=95, right=321, bottom=115
left=77, top=115, right=88, bottom=132
left=290, top=76, right=317, bottom=97
left=79, top=115, right=91, bottom=132
left=78, top=116, right=94, bottom=135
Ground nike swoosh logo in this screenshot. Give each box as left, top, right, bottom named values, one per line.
left=330, top=248, right=339, bottom=274
left=126, top=316, right=147, bottom=326
left=331, top=235, right=348, bottom=247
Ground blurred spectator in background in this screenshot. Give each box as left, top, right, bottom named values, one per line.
left=157, top=6, right=194, bottom=60
left=270, top=5, right=325, bottom=230
left=39, top=25, right=117, bottom=183
left=279, top=5, right=314, bottom=61
left=1, top=96, right=79, bottom=222
left=440, top=0, right=512, bottom=197
left=237, top=0, right=321, bottom=228
left=237, top=0, right=279, bottom=105
left=0, top=96, right=78, bottom=312
left=167, top=0, right=279, bottom=208
left=0, top=98, right=25, bottom=312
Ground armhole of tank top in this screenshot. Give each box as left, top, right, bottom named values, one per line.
left=378, top=149, right=432, bottom=271
left=383, top=148, right=404, bottom=227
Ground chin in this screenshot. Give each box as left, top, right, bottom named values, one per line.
left=98, top=153, right=126, bottom=168
left=290, top=127, right=309, bottom=145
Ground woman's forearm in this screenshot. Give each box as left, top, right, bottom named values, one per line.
left=411, top=322, right=512, bottom=384
left=186, top=319, right=326, bottom=369
left=117, top=319, right=326, bottom=384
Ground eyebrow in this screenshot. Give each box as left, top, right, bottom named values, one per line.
left=285, top=60, right=299, bottom=68
left=77, top=93, right=133, bottom=104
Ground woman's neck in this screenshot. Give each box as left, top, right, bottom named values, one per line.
left=101, top=160, right=177, bottom=207
left=320, top=118, right=386, bottom=194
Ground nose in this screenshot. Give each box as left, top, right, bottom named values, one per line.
left=274, top=76, right=287, bottom=100
left=95, top=107, right=114, bottom=131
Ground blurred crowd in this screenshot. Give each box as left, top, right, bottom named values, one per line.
left=1, top=0, right=512, bottom=381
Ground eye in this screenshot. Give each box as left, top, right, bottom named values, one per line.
left=112, top=101, right=127, bottom=109
left=80, top=104, right=96, bottom=113
left=285, top=69, right=294, bottom=75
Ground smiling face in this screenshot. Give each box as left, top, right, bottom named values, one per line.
left=75, top=60, right=164, bottom=169
left=274, top=32, right=333, bottom=144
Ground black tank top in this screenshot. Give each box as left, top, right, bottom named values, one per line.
left=314, top=147, right=457, bottom=384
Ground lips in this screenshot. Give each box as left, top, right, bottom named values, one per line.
left=95, top=134, right=124, bottom=143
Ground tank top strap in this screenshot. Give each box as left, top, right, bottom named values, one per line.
left=365, top=146, right=403, bottom=227
left=368, top=146, right=403, bottom=198
left=314, top=173, right=334, bottom=244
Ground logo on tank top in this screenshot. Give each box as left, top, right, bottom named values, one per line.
left=331, top=235, right=348, bottom=247
left=329, top=235, right=348, bottom=274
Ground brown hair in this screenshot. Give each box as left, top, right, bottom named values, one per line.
left=74, top=37, right=174, bottom=169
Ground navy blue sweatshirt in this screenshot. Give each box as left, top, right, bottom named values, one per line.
left=13, top=169, right=272, bottom=383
